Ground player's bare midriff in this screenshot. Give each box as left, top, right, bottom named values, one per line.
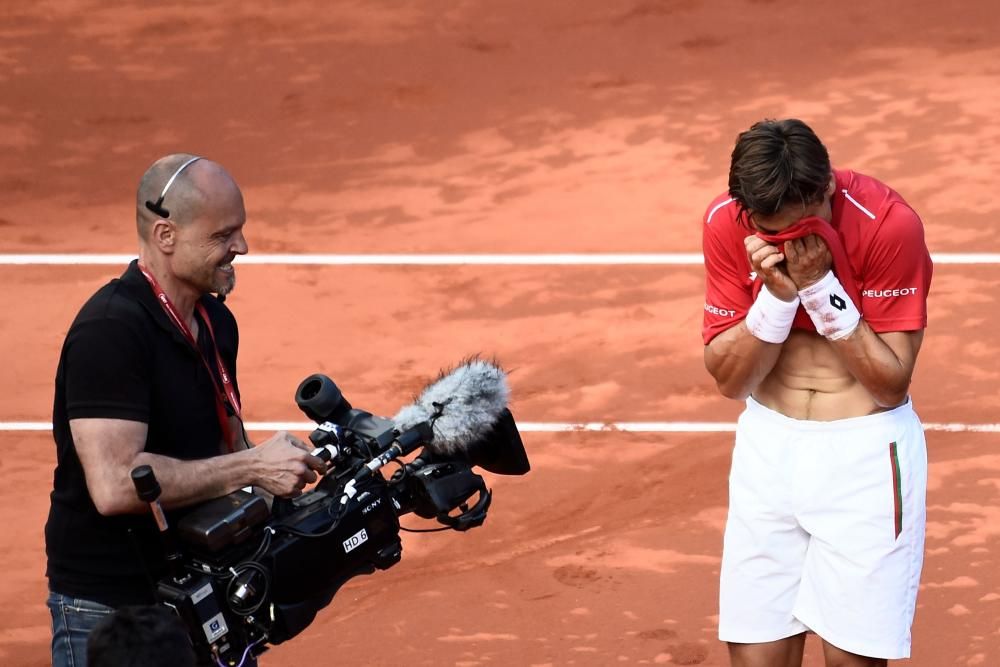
left=753, top=329, right=888, bottom=421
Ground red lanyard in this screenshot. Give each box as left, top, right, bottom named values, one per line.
left=138, top=263, right=243, bottom=452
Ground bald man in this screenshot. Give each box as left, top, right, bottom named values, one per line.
left=45, top=155, right=325, bottom=667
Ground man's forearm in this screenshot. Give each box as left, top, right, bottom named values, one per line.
left=792, top=267, right=917, bottom=408
left=704, top=323, right=784, bottom=399
left=828, top=322, right=914, bottom=407
left=125, top=448, right=257, bottom=512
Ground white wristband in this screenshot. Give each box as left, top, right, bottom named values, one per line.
left=798, top=270, right=861, bottom=340
left=745, top=284, right=799, bottom=343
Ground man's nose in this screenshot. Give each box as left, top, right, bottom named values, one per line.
left=232, top=230, right=249, bottom=255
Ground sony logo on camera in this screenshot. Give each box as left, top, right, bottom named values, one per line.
left=343, top=528, right=369, bottom=553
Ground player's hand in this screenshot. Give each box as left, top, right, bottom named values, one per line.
left=250, top=431, right=326, bottom=498
left=744, top=235, right=797, bottom=301
left=784, top=234, right=833, bottom=289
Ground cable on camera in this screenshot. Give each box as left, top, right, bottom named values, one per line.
left=226, top=561, right=271, bottom=616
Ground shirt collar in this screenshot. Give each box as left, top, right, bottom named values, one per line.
left=118, top=259, right=204, bottom=351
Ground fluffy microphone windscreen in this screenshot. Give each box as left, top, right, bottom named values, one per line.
left=393, top=358, right=510, bottom=455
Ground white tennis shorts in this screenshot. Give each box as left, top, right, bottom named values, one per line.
left=719, top=396, right=927, bottom=659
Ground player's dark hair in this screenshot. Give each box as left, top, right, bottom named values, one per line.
left=728, top=118, right=831, bottom=224
left=87, top=604, right=196, bottom=667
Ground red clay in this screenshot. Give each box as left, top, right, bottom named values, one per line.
left=2, top=1, right=999, bottom=665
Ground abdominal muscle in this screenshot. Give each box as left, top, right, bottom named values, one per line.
left=753, top=329, right=884, bottom=421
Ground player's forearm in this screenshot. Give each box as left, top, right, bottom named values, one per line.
left=793, top=269, right=914, bottom=407
left=704, top=323, right=784, bottom=399
left=829, top=322, right=913, bottom=407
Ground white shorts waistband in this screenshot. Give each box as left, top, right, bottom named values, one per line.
left=744, top=395, right=917, bottom=433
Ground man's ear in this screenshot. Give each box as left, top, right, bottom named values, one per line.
left=151, top=219, right=177, bottom=254
left=826, top=173, right=836, bottom=197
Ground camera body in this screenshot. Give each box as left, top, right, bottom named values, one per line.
left=140, top=372, right=528, bottom=666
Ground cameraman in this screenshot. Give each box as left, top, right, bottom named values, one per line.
left=45, top=154, right=326, bottom=667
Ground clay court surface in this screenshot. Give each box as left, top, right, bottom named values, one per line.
left=2, top=1, right=1000, bottom=665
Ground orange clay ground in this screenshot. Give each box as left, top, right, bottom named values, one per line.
left=1, top=2, right=999, bottom=665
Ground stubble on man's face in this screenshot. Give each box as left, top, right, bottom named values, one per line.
left=197, top=250, right=238, bottom=297
left=172, top=230, right=240, bottom=298
left=215, top=271, right=236, bottom=296
left=179, top=217, right=244, bottom=298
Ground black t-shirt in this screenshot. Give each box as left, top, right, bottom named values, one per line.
left=46, top=260, right=241, bottom=607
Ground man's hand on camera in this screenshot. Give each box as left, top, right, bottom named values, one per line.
left=250, top=431, right=327, bottom=498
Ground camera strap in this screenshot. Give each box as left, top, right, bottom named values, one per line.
left=138, top=263, right=243, bottom=453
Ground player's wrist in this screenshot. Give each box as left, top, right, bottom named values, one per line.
left=792, top=270, right=829, bottom=291
left=798, top=270, right=860, bottom=340
left=745, top=284, right=800, bottom=344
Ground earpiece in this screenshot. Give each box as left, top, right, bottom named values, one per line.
left=145, top=199, right=170, bottom=218
left=145, top=156, right=203, bottom=219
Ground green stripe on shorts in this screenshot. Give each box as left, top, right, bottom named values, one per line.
left=890, top=441, right=903, bottom=539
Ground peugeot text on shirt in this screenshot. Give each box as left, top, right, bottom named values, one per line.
left=862, top=287, right=919, bottom=298
left=705, top=302, right=737, bottom=317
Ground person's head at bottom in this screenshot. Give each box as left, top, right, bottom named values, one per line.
left=87, top=604, right=196, bottom=667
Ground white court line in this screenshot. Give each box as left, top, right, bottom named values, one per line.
left=0, top=253, right=999, bottom=265
left=3, top=421, right=999, bottom=433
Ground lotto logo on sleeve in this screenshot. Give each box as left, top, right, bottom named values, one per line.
left=862, top=287, right=919, bottom=298
left=705, top=302, right=737, bottom=318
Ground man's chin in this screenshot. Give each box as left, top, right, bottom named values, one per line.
left=215, top=276, right=236, bottom=297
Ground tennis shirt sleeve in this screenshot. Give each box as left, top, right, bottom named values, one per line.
left=64, top=315, right=152, bottom=422
left=703, top=204, right=753, bottom=344
left=861, top=203, right=933, bottom=333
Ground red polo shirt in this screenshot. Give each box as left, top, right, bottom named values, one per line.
left=701, top=169, right=933, bottom=344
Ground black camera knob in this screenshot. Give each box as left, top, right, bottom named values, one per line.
left=131, top=465, right=162, bottom=503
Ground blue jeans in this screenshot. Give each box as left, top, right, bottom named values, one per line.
left=47, top=591, right=115, bottom=667
left=48, top=590, right=262, bottom=667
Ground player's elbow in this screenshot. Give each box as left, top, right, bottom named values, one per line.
left=707, top=362, right=753, bottom=399
left=704, top=349, right=753, bottom=400
left=709, top=368, right=751, bottom=401
left=871, top=378, right=912, bottom=409
left=715, top=379, right=751, bottom=401
left=873, top=390, right=910, bottom=409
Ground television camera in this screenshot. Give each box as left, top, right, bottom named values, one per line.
left=132, top=360, right=529, bottom=666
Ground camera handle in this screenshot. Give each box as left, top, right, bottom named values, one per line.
left=130, top=465, right=187, bottom=583
left=131, top=466, right=238, bottom=655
